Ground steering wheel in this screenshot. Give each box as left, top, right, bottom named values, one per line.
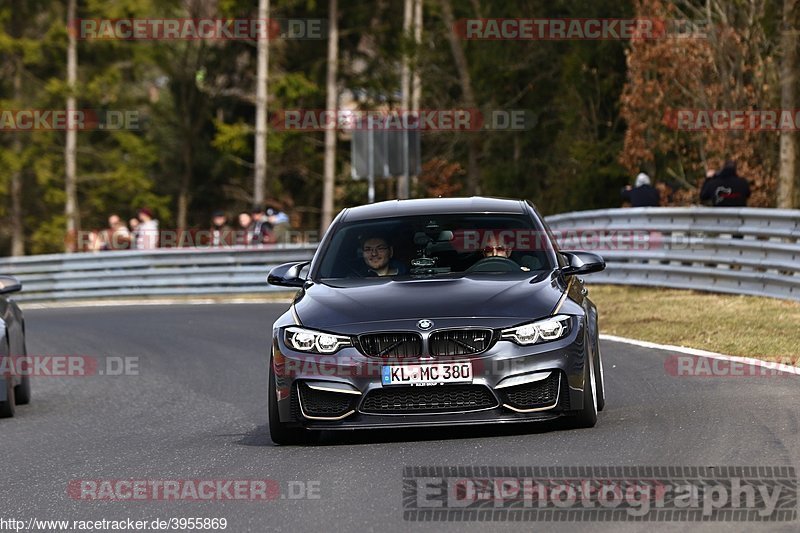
left=466, top=256, right=519, bottom=273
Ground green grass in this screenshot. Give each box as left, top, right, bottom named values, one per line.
left=587, top=284, right=800, bottom=362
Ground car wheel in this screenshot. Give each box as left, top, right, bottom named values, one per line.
left=0, top=374, right=16, bottom=418
left=572, top=354, right=598, bottom=428
left=14, top=342, right=31, bottom=405
left=268, top=355, right=308, bottom=445
left=14, top=375, right=31, bottom=406
left=594, top=345, right=605, bottom=413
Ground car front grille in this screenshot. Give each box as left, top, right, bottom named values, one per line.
left=358, top=332, right=422, bottom=358
left=501, top=372, right=561, bottom=410
left=297, top=383, right=356, bottom=418
left=360, top=385, right=497, bottom=414
left=429, top=329, right=494, bottom=356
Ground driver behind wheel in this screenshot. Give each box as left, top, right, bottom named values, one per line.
left=482, top=234, right=512, bottom=258
left=479, top=232, right=542, bottom=271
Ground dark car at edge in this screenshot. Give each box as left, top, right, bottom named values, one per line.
left=1, top=275, right=30, bottom=418
left=266, top=197, right=605, bottom=444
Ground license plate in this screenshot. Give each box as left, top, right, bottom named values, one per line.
left=381, top=362, right=473, bottom=386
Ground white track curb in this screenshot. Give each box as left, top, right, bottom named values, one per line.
left=600, top=333, right=800, bottom=376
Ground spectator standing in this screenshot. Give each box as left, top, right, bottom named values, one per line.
left=85, top=230, right=103, bottom=252
left=237, top=212, right=253, bottom=245
left=128, top=217, right=139, bottom=249
left=101, top=214, right=131, bottom=250
left=250, top=206, right=272, bottom=245
left=700, top=160, right=750, bottom=206
left=209, top=210, right=234, bottom=247
left=621, top=172, right=660, bottom=207
left=135, top=208, right=159, bottom=249
left=265, top=203, right=291, bottom=243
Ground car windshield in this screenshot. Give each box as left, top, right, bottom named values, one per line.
left=315, top=213, right=555, bottom=280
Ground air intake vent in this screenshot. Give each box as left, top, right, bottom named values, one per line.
left=501, top=372, right=561, bottom=410
left=297, top=383, right=356, bottom=419
left=360, top=385, right=497, bottom=414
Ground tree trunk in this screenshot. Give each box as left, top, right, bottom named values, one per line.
left=178, top=140, right=192, bottom=233
left=320, top=0, right=339, bottom=234
left=253, top=0, right=270, bottom=208
left=412, top=0, right=422, bottom=112
left=10, top=59, right=24, bottom=256
left=439, top=0, right=481, bottom=195
left=65, top=0, right=79, bottom=252
left=397, top=0, right=413, bottom=199
left=411, top=0, right=423, bottom=196
left=778, top=0, right=799, bottom=208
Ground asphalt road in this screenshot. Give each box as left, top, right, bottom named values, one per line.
left=1, top=303, right=798, bottom=533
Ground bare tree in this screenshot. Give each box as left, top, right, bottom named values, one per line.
left=439, top=0, right=481, bottom=195
left=65, top=0, right=79, bottom=252
left=778, top=0, right=799, bottom=208
left=10, top=27, right=24, bottom=256
left=254, top=0, right=270, bottom=208
left=397, top=0, right=413, bottom=199
left=412, top=0, right=422, bottom=112
left=320, top=0, right=339, bottom=233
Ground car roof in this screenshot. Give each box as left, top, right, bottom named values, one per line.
left=341, top=197, right=528, bottom=222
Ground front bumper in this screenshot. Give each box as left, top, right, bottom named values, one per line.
left=272, top=317, right=591, bottom=430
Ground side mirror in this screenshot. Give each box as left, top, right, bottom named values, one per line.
left=0, top=275, right=22, bottom=295
left=560, top=251, right=605, bottom=276
left=267, top=261, right=311, bottom=288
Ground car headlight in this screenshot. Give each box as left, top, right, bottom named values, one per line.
left=500, top=315, right=572, bottom=345
left=284, top=326, right=352, bottom=354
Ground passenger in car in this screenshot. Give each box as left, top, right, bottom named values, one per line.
left=359, top=235, right=407, bottom=276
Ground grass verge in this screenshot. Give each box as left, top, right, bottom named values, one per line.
left=587, top=284, right=800, bottom=362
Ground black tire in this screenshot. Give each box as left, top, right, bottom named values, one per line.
left=594, top=345, right=605, bottom=413
left=268, top=355, right=307, bottom=445
left=0, top=374, right=16, bottom=418
left=14, top=341, right=31, bottom=405
left=14, top=375, right=31, bottom=405
left=571, top=354, right=598, bottom=429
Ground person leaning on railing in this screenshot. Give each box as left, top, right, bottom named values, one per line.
left=700, top=160, right=750, bottom=207
left=621, top=172, right=660, bottom=207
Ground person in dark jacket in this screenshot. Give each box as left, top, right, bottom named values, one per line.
left=700, top=160, right=750, bottom=206
left=208, top=210, right=235, bottom=247
left=621, top=173, right=660, bottom=207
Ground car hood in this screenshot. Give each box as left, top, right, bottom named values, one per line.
left=293, top=274, right=565, bottom=330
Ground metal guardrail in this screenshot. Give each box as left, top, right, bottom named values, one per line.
left=545, top=207, right=800, bottom=301
left=0, top=245, right=316, bottom=302
left=0, top=207, right=798, bottom=302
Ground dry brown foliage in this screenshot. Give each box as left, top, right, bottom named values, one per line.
left=619, top=0, right=779, bottom=206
